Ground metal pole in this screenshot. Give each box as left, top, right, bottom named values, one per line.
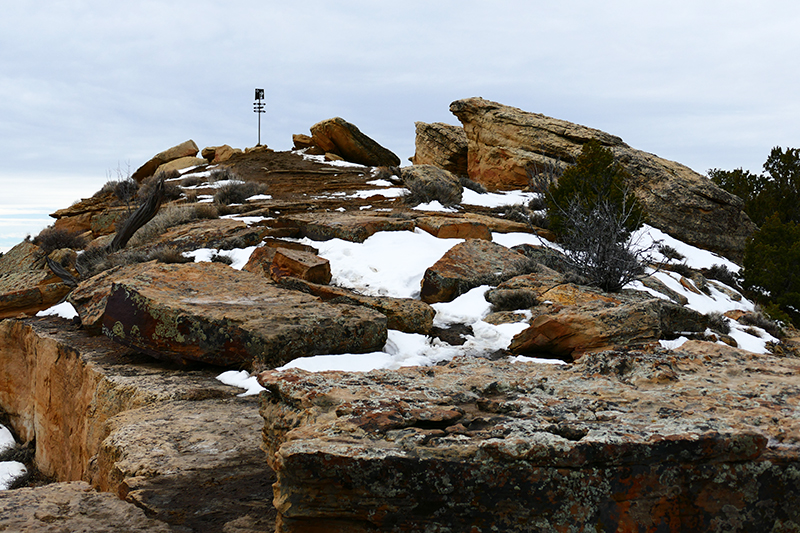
left=254, top=88, right=265, bottom=146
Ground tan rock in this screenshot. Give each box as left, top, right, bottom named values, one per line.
left=270, top=248, right=332, bottom=284
left=131, top=140, right=199, bottom=182
left=309, top=117, right=401, bottom=167
left=292, top=133, right=315, bottom=150
left=258, top=350, right=800, bottom=531
left=400, top=164, right=463, bottom=206
left=201, top=144, right=242, bottom=164
left=277, top=212, right=415, bottom=243
left=101, top=261, right=388, bottom=368
left=0, top=481, right=172, bottom=532
left=410, top=121, right=468, bottom=177
left=420, top=239, right=531, bottom=304
left=154, top=156, right=207, bottom=175
left=415, top=216, right=492, bottom=240
left=449, top=97, right=756, bottom=260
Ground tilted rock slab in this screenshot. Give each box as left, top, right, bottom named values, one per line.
left=131, top=139, right=199, bottom=183
left=276, top=211, right=415, bottom=243
left=450, top=97, right=756, bottom=260
left=420, top=239, right=532, bottom=303
left=102, top=261, right=388, bottom=368
left=309, top=117, right=401, bottom=167
left=258, top=344, right=800, bottom=532
left=410, top=121, right=468, bottom=177
left=399, top=164, right=464, bottom=206
left=0, top=242, right=73, bottom=319
left=277, top=276, right=435, bottom=335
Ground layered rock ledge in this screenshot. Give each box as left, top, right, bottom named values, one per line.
left=258, top=343, right=800, bottom=532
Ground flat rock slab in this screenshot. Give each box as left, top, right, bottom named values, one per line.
left=258, top=343, right=800, bottom=532
left=0, top=481, right=172, bottom=532
left=102, top=261, right=388, bottom=368
left=420, top=239, right=532, bottom=303
left=93, top=399, right=276, bottom=532
left=276, top=212, right=415, bottom=243
left=277, top=276, right=435, bottom=334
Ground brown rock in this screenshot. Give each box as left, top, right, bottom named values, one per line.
left=154, top=156, right=207, bottom=176
left=508, top=298, right=707, bottom=360
left=270, top=248, right=332, bottom=284
left=309, top=117, right=401, bottom=167
left=201, top=144, right=241, bottom=164
left=101, top=261, right=387, bottom=369
left=241, top=245, right=277, bottom=277
left=0, top=243, right=73, bottom=318
left=420, top=239, right=532, bottom=304
left=449, top=97, right=756, bottom=260
left=0, top=481, right=172, bottom=532
left=277, top=212, right=415, bottom=243
left=131, top=140, right=199, bottom=182
left=277, top=276, right=435, bottom=334
left=291, top=133, right=315, bottom=150
left=399, top=164, right=463, bottom=206
left=410, top=121, right=468, bottom=177
left=258, top=350, right=800, bottom=532
left=90, top=206, right=130, bottom=236
left=50, top=191, right=116, bottom=235
left=68, top=263, right=145, bottom=334
left=415, top=215, right=492, bottom=240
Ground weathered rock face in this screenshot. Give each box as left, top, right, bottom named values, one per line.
left=399, top=164, right=463, bottom=206
left=0, top=317, right=278, bottom=531
left=131, top=139, right=199, bottom=183
left=410, top=121, right=468, bottom=177
left=50, top=191, right=116, bottom=235
left=276, top=212, right=415, bottom=243
left=415, top=215, right=492, bottom=240
left=277, top=276, right=435, bottom=335
left=0, top=481, right=173, bottom=532
left=201, top=144, right=242, bottom=164
left=449, top=97, right=757, bottom=260
left=101, top=261, right=388, bottom=369
left=0, top=242, right=72, bottom=319
left=420, top=239, right=532, bottom=303
left=508, top=297, right=707, bottom=361
left=270, top=248, right=332, bottom=285
left=309, top=117, right=401, bottom=167
left=259, top=345, right=800, bottom=532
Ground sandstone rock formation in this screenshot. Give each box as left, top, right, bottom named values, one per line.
left=399, top=164, right=463, bottom=206
left=420, top=239, right=532, bottom=303
left=0, top=481, right=172, bottom=532
left=131, top=139, right=199, bottom=183
left=410, top=121, right=468, bottom=176
left=276, top=211, right=415, bottom=243
left=201, top=144, right=242, bottom=164
left=308, top=117, right=401, bottom=167
left=449, top=97, right=757, bottom=260
left=0, top=317, right=277, bottom=531
left=0, top=241, right=73, bottom=319
left=259, top=345, right=800, bottom=532
left=101, top=261, right=387, bottom=368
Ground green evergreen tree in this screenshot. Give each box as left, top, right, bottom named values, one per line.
left=742, top=213, right=800, bottom=326
left=547, top=139, right=644, bottom=239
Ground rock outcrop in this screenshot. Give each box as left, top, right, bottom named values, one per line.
left=258, top=345, right=800, bottom=532
left=101, top=261, right=387, bottom=368
left=410, top=121, right=468, bottom=177
left=0, top=242, right=73, bottom=319
left=307, top=117, right=401, bottom=167
left=0, top=481, right=172, bottom=532
left=0, top=316, right=277, bottom=531
left=131, top=139, right=199, bottom=183
left=449, top=97, right=757, bottom=260
left=399, top=164, right=463, bottom=206
left=420, top=239, right=532, bottom=303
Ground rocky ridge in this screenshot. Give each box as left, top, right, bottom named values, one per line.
left=0, top=101, right=797, bottom=532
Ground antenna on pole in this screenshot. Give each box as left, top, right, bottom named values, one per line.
left=253, top=88, right=265, bottom=146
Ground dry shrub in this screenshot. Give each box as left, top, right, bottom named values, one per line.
left=214, top=181, right=269, bottom=205
left=33, top=226, right=88, bottom=253
left=127, top=204, right=210, bottom=248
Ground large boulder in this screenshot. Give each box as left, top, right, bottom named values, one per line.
left=101, top=261, right=387, bottom=369
left=0, top=242, right=73, bottom=319
left=410, top=121, right=468, bottom=177
left=309, top=117, right=401, bottom=167
left=420, top=239, right=531, bottom=304
left=449, top=97, right=757, bottom=261
left=131, top=140, right=199, bottom=183
left=399, top=165, right=463, bottom=206
left=258, top=349, right=800, bottom=532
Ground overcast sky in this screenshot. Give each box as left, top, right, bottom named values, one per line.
left=2, top=1, right=799, bottom=248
